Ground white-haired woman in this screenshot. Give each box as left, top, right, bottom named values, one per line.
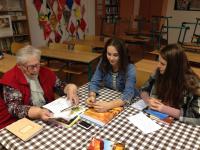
left=0, top=45, right=79, bottom=128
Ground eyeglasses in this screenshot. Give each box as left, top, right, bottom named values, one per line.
left=24, top=63, right=40, bottom=71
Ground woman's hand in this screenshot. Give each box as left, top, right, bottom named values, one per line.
left=93, top=101, right=112, bottom=112
left=148, top=97, right=164, bottom=112
left=86, top=96, right=96, bottom=107
left=39, top=109, right=53, bottom=121
left=28, top=107, right=53, bottom=121
left=64, top=84, right=79, bottom=105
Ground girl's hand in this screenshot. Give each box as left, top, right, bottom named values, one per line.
left=148, top=98, right=164, bottom=112
left=140, top=91, right=150, bottom=103
left=86, top=96, right=96, bottom=107
left=93, top=101, right=111, bottom=112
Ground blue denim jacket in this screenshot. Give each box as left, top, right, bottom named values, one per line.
left=89, top=62, right=138, bottom=102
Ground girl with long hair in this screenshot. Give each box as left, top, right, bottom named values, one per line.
left=86, top=38, right=138, bottom=112
left=140, top=44, right=200, bottom=125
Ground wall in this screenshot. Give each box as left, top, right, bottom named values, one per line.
left=26, top=0, right=45, bottom=47
left=166, top=0, right=200, bottom=43
left=26, top=0, right=95, bottom=47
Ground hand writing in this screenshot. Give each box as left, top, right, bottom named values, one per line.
left=86, top=96, right=96, bottom=107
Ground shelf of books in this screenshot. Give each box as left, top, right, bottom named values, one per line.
left=104, top=0, right=120, bottom=23
left=0, top=0, right=30, bottom=53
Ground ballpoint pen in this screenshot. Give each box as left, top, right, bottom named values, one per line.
left=61, top=105, right=79, bottom=112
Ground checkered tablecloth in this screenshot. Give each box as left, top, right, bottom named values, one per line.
left=0, top=84, right=200, bottom=150
left=0, top=84, right=121, bottom=150
left=94, top=107, right=200, bottom=149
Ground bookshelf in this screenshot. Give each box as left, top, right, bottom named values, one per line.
left=95, top=0, right=134, bottom=35
left=104, top=0, right=120, bottom=23
left=0, top=0, right=30, bottom=53
left=96, top=0, right=120, bottom=35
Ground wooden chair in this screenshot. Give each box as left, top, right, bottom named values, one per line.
left=135, top=69, right=151, bottom=88
left=11, top=42, right=27, bottom=55
left=45, top=43, right=68, bottom=72
left=62, top=44, right=92, bottom=81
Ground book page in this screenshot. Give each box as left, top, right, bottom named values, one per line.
left=43, top=97, right=72, bottom=113
left=131, top=99, right=148, bottom=110
left=52, top=106, right=86, bottom=120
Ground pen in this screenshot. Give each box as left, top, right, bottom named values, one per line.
left=61, top=105, right=78, bottom=112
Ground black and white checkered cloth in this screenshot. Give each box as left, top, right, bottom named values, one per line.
left=95, top=107, right=200, bottom=149
left=0, top=84, right=200, bottom=149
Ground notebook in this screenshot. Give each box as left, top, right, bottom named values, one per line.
left=6, top=118, right=43, bottom=141
left=144, top=109, right=169, bottom=119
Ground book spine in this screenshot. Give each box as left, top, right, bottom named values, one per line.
left=80, top=114, right=105, bottom=127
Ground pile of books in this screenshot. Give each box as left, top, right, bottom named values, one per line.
left=80, top=107, right=123, bottom=127
left=144, top=109, right=174, bottom=125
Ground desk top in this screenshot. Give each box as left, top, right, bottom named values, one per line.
left=40, top=47, right=101, bottom=63
left=150, top=50, right=200, bottom=64
left=135, top=59, right=200, bottom=77
left=95, top=106, right=200, bottom=149
left=0, top=84, right=122, bottom=149
left=0, top=54, right=16, bottom=74
left=0, top=84, right=200, bottom=149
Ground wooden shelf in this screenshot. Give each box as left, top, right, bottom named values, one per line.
left=13, top=34, right=29, bottom=37
left=0, top=10, right=24, bottom=13
left=0, top=0, right=30, bottom=53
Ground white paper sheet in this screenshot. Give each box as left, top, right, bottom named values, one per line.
left=127, top=112, right=161, bottom=134
left=131, top=99, right=148, bottom=110
left=43, top=97, right=72, bottom=113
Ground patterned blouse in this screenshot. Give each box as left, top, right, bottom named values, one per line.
left=3, top=77, right=66, bottom=119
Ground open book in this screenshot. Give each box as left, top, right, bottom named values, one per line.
left=80, top=107, right=123, bottom=127
left=6, top=118, right=43, bottom=141
left=43, top=97, right=85, bottom=127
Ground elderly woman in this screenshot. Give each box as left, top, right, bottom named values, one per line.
left=0, top=45, right=79, bottom=128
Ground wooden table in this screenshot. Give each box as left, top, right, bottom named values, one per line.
left=135, top=59, right=200, bottom=87
left=40, top=47, right=102, bottom=80
left=0, top=54, right=16, bottom=74
left=149, top=50, right=200, bottom=64
left=182, top=43, right=200, bottom=52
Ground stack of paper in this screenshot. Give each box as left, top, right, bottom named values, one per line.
left=127, top=112, right=161, bottom=134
